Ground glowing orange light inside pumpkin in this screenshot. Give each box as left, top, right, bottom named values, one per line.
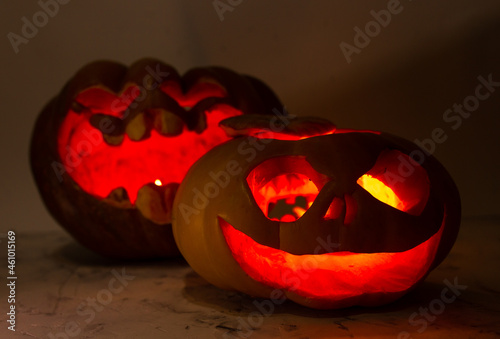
left=254, top=173, right=319, bottom=221
left=58, top=107, right=239, bottom=203
left=154, top=179, right=162, bottom=186
left=58, top=82, right=241, bottom=203
left=292, top=202, right=313, bottom=219
left=220, top=215, right=445, bottom=305
left=357, top=174, right=405, bottom=211
left=247, top=156, right=331, bottom=222
left=356, top=150, right=431, bottom=216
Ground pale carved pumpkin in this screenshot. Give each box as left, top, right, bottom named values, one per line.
left=172, top=115, right=461, bottom=309
left=30, top=59, right=281, bottom=258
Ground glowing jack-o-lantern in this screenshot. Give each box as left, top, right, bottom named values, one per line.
left=172, top=115, right=461, bottom=309
left=30, top=59, right=281, bottom=258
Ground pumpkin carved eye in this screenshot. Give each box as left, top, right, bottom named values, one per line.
left=246, top=156, right=330, bottom=222
left=172, top=116, right=461, bottom=310
left=357, top=150, right=430, bottom=216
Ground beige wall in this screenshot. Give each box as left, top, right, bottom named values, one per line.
left=1, top=0, right=499, bottom=232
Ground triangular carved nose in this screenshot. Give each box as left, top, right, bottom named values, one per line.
left=278, top=181, right=342, bottom=255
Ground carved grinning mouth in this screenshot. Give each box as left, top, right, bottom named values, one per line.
left=220, top=152, right=441, bottom=303
left=58, top=80, right=241, bottom=223
left=218, top=215, right=445, bottom=303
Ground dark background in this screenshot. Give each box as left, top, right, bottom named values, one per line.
left=1, top=0, right=499, bottom=233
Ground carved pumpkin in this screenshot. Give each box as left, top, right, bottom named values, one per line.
left=30, top=59, right=281, bottom=258
left=172, top=115, right=461, bottom=309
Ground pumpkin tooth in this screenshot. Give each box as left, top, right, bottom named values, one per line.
left=163, top=182, right=180, bottom=221
left=89, top=113, right=126, bottom=145
left=125, top=112, right=150, bottom=141
left=136, top=183, right=169, bottom=224
left=103, top=133, right=125, bottom=146
left=103, top=187, right=132, bottom=208
left=152, top=109, right=184, bottom=136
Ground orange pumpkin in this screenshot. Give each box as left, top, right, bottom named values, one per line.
left=172, top=115, right=461, bottom=309
left=30, top=59, right=281, bottom=258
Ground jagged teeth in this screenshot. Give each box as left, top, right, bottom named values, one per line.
left=136, top=182, right=179, bottom=225
left=89, top=84, right=215, bottom=144
left=104, top=187, right=132, bottom=208
left=152, top=109, right=184, bottom=136
left=88, top=114, right=125, bottom=146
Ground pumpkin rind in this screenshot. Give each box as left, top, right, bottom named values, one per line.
left=30, top=58, right=281, bottom=259
left=172, top=116, right=461, bottom=309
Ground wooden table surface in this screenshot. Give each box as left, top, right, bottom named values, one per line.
left=1, top=216, right=499, bottom=339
